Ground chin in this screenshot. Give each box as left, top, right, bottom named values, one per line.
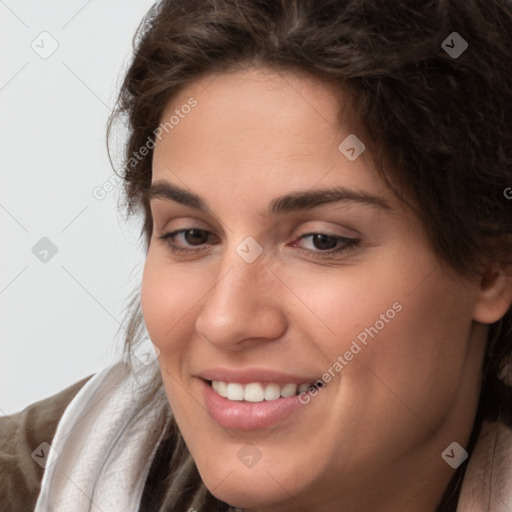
left=199, top=465, right=294, bottom=511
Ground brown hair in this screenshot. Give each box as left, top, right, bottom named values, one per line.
left=107, top=1, right=512, bottom=510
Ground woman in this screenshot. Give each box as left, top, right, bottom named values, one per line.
left=1, top=0, right=511, bottom=511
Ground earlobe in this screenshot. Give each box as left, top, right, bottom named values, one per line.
left=472, top=269, right=512, bottom=324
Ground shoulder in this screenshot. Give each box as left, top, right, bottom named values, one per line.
left=0, top=375, right=93, bottom=512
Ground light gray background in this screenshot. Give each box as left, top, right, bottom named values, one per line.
left=0, top=1, right=155, bottom=415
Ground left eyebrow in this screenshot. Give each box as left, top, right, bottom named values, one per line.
left=147, top=180, right=391, bottom=215
left=268, top=186, right=391, bottom=214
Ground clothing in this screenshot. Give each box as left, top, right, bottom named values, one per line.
left=1, top=358, right=511, bottom=511
left=33, top=359, right=169, bottom=512
left=0, top=375, right=92, bottom=512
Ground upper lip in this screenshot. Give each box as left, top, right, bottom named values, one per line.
left=196, top=367, right=319, bottom=385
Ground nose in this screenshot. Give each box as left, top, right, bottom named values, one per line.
left=195, top=247, right=288, bottom=350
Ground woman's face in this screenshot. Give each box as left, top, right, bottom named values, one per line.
left=142, top=67, right=488, bottom=511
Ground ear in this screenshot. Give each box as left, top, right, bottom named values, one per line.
left=472, top=267, right=512, bottom=324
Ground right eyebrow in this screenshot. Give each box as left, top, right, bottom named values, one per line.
left=148, top=181, right=212, bottom=213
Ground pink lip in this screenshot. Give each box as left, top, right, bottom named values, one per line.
left=200, top=378, right=307, bottom=430
left=197, top=367, right=318, bottom=385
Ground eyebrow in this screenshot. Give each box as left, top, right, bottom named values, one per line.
left=147, top=180, right=391, bottom=215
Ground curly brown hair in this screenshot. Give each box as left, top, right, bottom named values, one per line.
left=107, top=1, right=512, bottom=510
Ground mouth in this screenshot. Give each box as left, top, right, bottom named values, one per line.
left=199, top=377, right=324, bottom=430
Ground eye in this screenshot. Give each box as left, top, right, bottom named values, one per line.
left=291, top=232, right=359, bottom=259
left=158, top=228, right=359, bottom=258
left=158, top=228, right=217, bottom=255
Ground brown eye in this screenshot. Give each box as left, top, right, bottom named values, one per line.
left=158, top=228, right=216, bottom=255
left=309, top=234, right=339, bottom=250
left=181, top=229, right=209, bottom=245
left=292, top=232, right=360, bottom=259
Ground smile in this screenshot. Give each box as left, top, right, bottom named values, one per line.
left=211, top=380, right=312, bottom=402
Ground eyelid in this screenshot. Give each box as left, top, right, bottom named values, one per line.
left=157, top=227, right=360, bottom=260
left=292, top=232, right=360, bottom=258
left=293, top=221, right=362, bottom=240
left=153, top=213, right=212, bottom=231
left=158, top=228, right=218, bottom=246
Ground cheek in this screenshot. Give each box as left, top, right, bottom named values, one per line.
left=140, top=254, right=201, bottom=417
left=366, top=275, right=475, bottom=402
left=279, top=247, right=477, bottom=431
left=332, top=266, right=477, bottom=449
left=271, top=258, right=403, bottom=354
left=140, top=253, right=203, bottom=354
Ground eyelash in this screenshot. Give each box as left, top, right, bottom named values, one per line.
left=157, top=229, right=359, bottom=260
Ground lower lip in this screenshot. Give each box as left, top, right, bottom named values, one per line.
left=200, top=379, right=306, bottom=430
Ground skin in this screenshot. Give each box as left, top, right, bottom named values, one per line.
left=141, top=66, right=512, bottom=512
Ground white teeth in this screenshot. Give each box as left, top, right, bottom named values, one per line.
left=264, top=383, right=281, bottom=401
left=211, top=380, right=310, bottom=402
left=226, top=383, right=244, bottom=401
left=244, top=382, right=265, bottom=402
left=212, top=379, right=228, bottom=397
left=280, top=383, right=297, bottom=398
left=298, top=383, right=310, bottom=394
left=217, top=381, right=228, bottom=398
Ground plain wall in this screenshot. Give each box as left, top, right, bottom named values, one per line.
left=0, top=1, right=155, bottom=415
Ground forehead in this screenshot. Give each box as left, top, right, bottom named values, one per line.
left=154, top=66, right=347, bottom=158
left=151, top=66, right=392, bottom=208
